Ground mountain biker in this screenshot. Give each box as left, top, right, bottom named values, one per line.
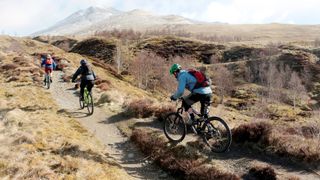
left=169, top=63, right=212, bottom=125
left=71, top=59, right=96, bottom=100
left=41, top=54, right=56, bottom=83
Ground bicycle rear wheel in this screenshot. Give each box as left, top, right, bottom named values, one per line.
left=86, top=92, right=94, bottom=115
left=163, top=112, right=186, bottom=143
left=202, top=117, right=232, bottom=153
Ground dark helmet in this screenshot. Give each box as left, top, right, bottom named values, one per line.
left=80, top=59, right=87, bottom=65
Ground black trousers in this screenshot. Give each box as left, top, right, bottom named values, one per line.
left=182, top=93, right=212, bottom=115
left=80, top=80, right=94, bottom=98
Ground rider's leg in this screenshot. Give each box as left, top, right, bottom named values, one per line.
left=80, top=80, right=87, bottom=100
left=49, top=68, right=53, bottom=82
left=44, top=68, right=48, bottom=82
left=86, top=80, right=94, bottom=94
left=199, top=94, right=212, bottom=116
left=182, top=93, right=201, bottom=124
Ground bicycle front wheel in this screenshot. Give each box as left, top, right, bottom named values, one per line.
left=202, top=117, right=232, bottom=153
left=163, top=112, right=186, bottom=143
left=79, top=96, right=84, bottom=109
left=86, top=92, right=94, bottom=115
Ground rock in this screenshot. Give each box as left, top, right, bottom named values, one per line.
left=97, top=93, right=112, bottom=105
left=4, top=109, right=29, bottom=126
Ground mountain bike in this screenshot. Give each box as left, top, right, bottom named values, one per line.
left=163, top=98, right=232, bottom=153
left=44, top=73, right=51, bottom=89
left=79, top=87, right=94, bottom=115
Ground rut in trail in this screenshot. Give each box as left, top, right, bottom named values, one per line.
left=49, top=71, right=171, bottom=180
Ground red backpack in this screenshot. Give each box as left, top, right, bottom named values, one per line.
left=188, top=69, right=210, bottom=90
left=45, top=58, right=53, bottom=65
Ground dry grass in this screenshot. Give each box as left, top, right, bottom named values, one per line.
left=233, top=121, right=320, bottom=164
left=123, top=99, right=155, bottom=118
left=0, top=83, right=131, bottom=179
left=131, top=129, right=240, bottom=180
left=123, top=99, right=175, bottom=119
left=0, top=36, right=131, bottom=179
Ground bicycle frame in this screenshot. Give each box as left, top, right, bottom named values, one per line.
left=176, top=98, right=210, bottom=118
left=176, top=98, right=212, bottom=132
left=83, top=88, right=90, bottom=104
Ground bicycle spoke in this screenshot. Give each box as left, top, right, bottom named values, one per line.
left=202, top=117, right=232, bottom=153
left=164, top=113, right=186, bottom=142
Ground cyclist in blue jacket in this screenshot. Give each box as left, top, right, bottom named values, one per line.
left=169, top=64, right=212, bottom=125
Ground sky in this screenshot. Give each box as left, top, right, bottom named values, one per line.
left=1, top=0, right=320, bottom=36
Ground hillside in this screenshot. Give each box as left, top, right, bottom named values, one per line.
left=3, top=33, right=320, bottom=179
left=0, top=35, right=159, bottom=179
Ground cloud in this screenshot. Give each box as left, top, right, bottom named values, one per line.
left=1, top=0, right=320, bottom=35
left=204, top=0, right=320, bottom=24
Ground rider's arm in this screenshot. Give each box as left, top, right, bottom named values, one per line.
left=71, top=67, right=82, bottom=82
left=173, top=74, right=186, bottom=99
left=41, top=59, right=45, bottom=67
left=53, top=61, right=57, bottom=70
left=92, top=70, right=96, bottom=80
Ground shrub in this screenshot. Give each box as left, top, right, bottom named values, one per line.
left=130, top=129, right=166, bottom=156
left=188, top=166, right=240, bottom=180
left=123, top=99, right=155, bottom=118
left=232, top=122, right=272, bottom=143
left=131, top=129, right=240, bottom=180
left=1, top=63, right=18, bottom=71
left=153, top=104, right=176, bottom=121
left=95, top=77, right=111, bottom=86
left=97, top=83, right=109, bottom=91
left=245, top=165, right=277, bottom=180
left=13, top=56, right=31, bottom=66
left=123, top=99, right=176, bottom=119
left=233, top=122, right=320, bottom=164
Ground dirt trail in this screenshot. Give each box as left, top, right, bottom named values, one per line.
left=49, top=71, right=170, bottom=180
left=48, top=71, right=320, bottom=180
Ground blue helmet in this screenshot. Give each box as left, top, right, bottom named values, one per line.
left=80, top=59, right=87, bottom=65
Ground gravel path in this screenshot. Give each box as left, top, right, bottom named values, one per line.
left=49, top=71, right=170, bottom=180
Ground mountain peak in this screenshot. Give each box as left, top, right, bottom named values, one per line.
left=32, top=7, right=197, bottom=36
left=127, top=9, right=153, bottom=16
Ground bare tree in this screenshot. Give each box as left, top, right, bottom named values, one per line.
left=211, top=65, right=234, bottom=102
left=288, top=71, right=308, bottom=109
left=115, top=42, right=122, bottom=74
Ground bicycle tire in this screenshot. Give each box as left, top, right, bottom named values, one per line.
left=163, top=112, right=186, bottom=143
left=202, top=116, right=232, bottom=153
left=87, top=92, right=94, bottom=115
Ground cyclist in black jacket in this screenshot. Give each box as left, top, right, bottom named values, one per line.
left=72, top=59, right=96, bottom=100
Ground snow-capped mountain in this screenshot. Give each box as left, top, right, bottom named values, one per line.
left=32, top=7, right=197, bottom=36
